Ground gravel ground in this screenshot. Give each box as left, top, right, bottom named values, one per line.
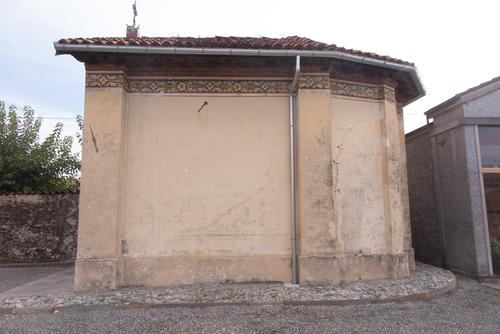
left=0, top=277, right=499, bottom=334
left=0, top=266, right=70, bottom=294
left=0, top=264, right=454, bottom=310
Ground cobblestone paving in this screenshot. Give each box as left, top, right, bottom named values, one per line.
left=0, top=264, right=454, bottom=311
left=0, top=276, right=499, bottom=334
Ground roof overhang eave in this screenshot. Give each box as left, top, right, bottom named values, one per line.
left=54, top=43, right=426, bottom=104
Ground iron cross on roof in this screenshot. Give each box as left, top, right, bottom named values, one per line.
left=132, top=1, right=138, bottom=28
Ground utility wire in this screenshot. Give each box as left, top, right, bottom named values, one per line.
left=16, top=116, right=80, bottom=120
left=37, top=117, right=79, bottom=120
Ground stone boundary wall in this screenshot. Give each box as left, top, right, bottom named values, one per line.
left=0, top=193, right=79, bottom=262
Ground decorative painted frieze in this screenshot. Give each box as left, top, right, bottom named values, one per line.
left=331, top=80, right=382, bottom=100
left=85, top=72, right=397, bottom=102
left=86, top=72, right=291, bottom=94
left=383, top=86, right=396, bottom=103
left=127, top=78, right=291, bottom=94
left=396, top=103, right=404, bottom=113
left=331, top=80, right=396, bottom=102
left=298, top=75, right=330, bottom=89
left=86, top=73, right=127, bottom=88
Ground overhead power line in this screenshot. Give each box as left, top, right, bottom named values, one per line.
left=15, top=116, right=80, bottom=120
left=37, top=117, right=79, bottom=120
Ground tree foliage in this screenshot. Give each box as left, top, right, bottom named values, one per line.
left=0, top=101, right=81, bottom=192
left=491, top=237, right=500, bottom=266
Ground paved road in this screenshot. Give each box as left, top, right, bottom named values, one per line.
left=0, top=265, right=70, bottom=294
left=1, top=277, right=499, bottom=334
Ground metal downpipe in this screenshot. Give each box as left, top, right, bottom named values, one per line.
left=289, top=55, right=300, bottom=284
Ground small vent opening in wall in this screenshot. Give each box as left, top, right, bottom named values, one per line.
left=121, top=240, right=128, bottom=254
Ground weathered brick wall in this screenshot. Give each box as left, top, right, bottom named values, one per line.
left=0, top=193, right=79, bottom=262
left=406, top=126, right=443, bottom=267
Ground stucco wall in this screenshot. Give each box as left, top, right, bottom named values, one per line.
left=330, top=97, right=387, bottom=254
left=75, top=72, right=412, bottom=290
left=75, top=87, right=127, bottom=291
left=0, top=193, right=79, bottom=262
left=321, top=94, right=410, bottom=282
left=121, top=94, right=292, bottom=285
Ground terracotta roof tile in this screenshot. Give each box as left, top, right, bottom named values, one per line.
left=57, top=36, right=413, bottom=66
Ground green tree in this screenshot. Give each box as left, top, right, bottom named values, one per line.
left=0, top=101, right=81, bottom=192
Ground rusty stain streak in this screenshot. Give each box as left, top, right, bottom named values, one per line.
left=332, top=124, right=355, bottom=192
left=89, top=125, right=99, bottom=153
left=196, top=101, right=208, bottom=113
left=312, top=199, right=322, bottom=208
left=331, top=124, right=355, bottom=253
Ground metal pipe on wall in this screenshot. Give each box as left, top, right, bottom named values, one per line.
left=289, top=55, right=300, bottom=284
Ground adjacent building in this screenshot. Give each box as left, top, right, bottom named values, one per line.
left=55, top=34, right=425, bottom=291
left=407, top=76, right=500, bottom=280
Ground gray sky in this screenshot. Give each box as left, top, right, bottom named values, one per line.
left=1, top=0, right=499, bottom=144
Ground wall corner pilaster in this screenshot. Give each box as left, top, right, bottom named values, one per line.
left=295, top=73, right=338, bottom=284
left=380, top=84, right=407, bottom=258
left=75, top=70, right=128, bottom=291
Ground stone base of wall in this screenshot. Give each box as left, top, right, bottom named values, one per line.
left=407, top=248, right=416, bottom=270
left=299, top=253, right=410, bottom=284
left=74, top=253, right=410, bottom=291
left=120, top=255, right=293, bottom=287
left=74, top=258, right=118, bottom=291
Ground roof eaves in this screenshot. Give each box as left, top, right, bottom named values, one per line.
left=53, top=39, right=425, bottom=104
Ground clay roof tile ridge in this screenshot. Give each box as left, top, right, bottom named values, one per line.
left=55, top=36, right=414, bottom=66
